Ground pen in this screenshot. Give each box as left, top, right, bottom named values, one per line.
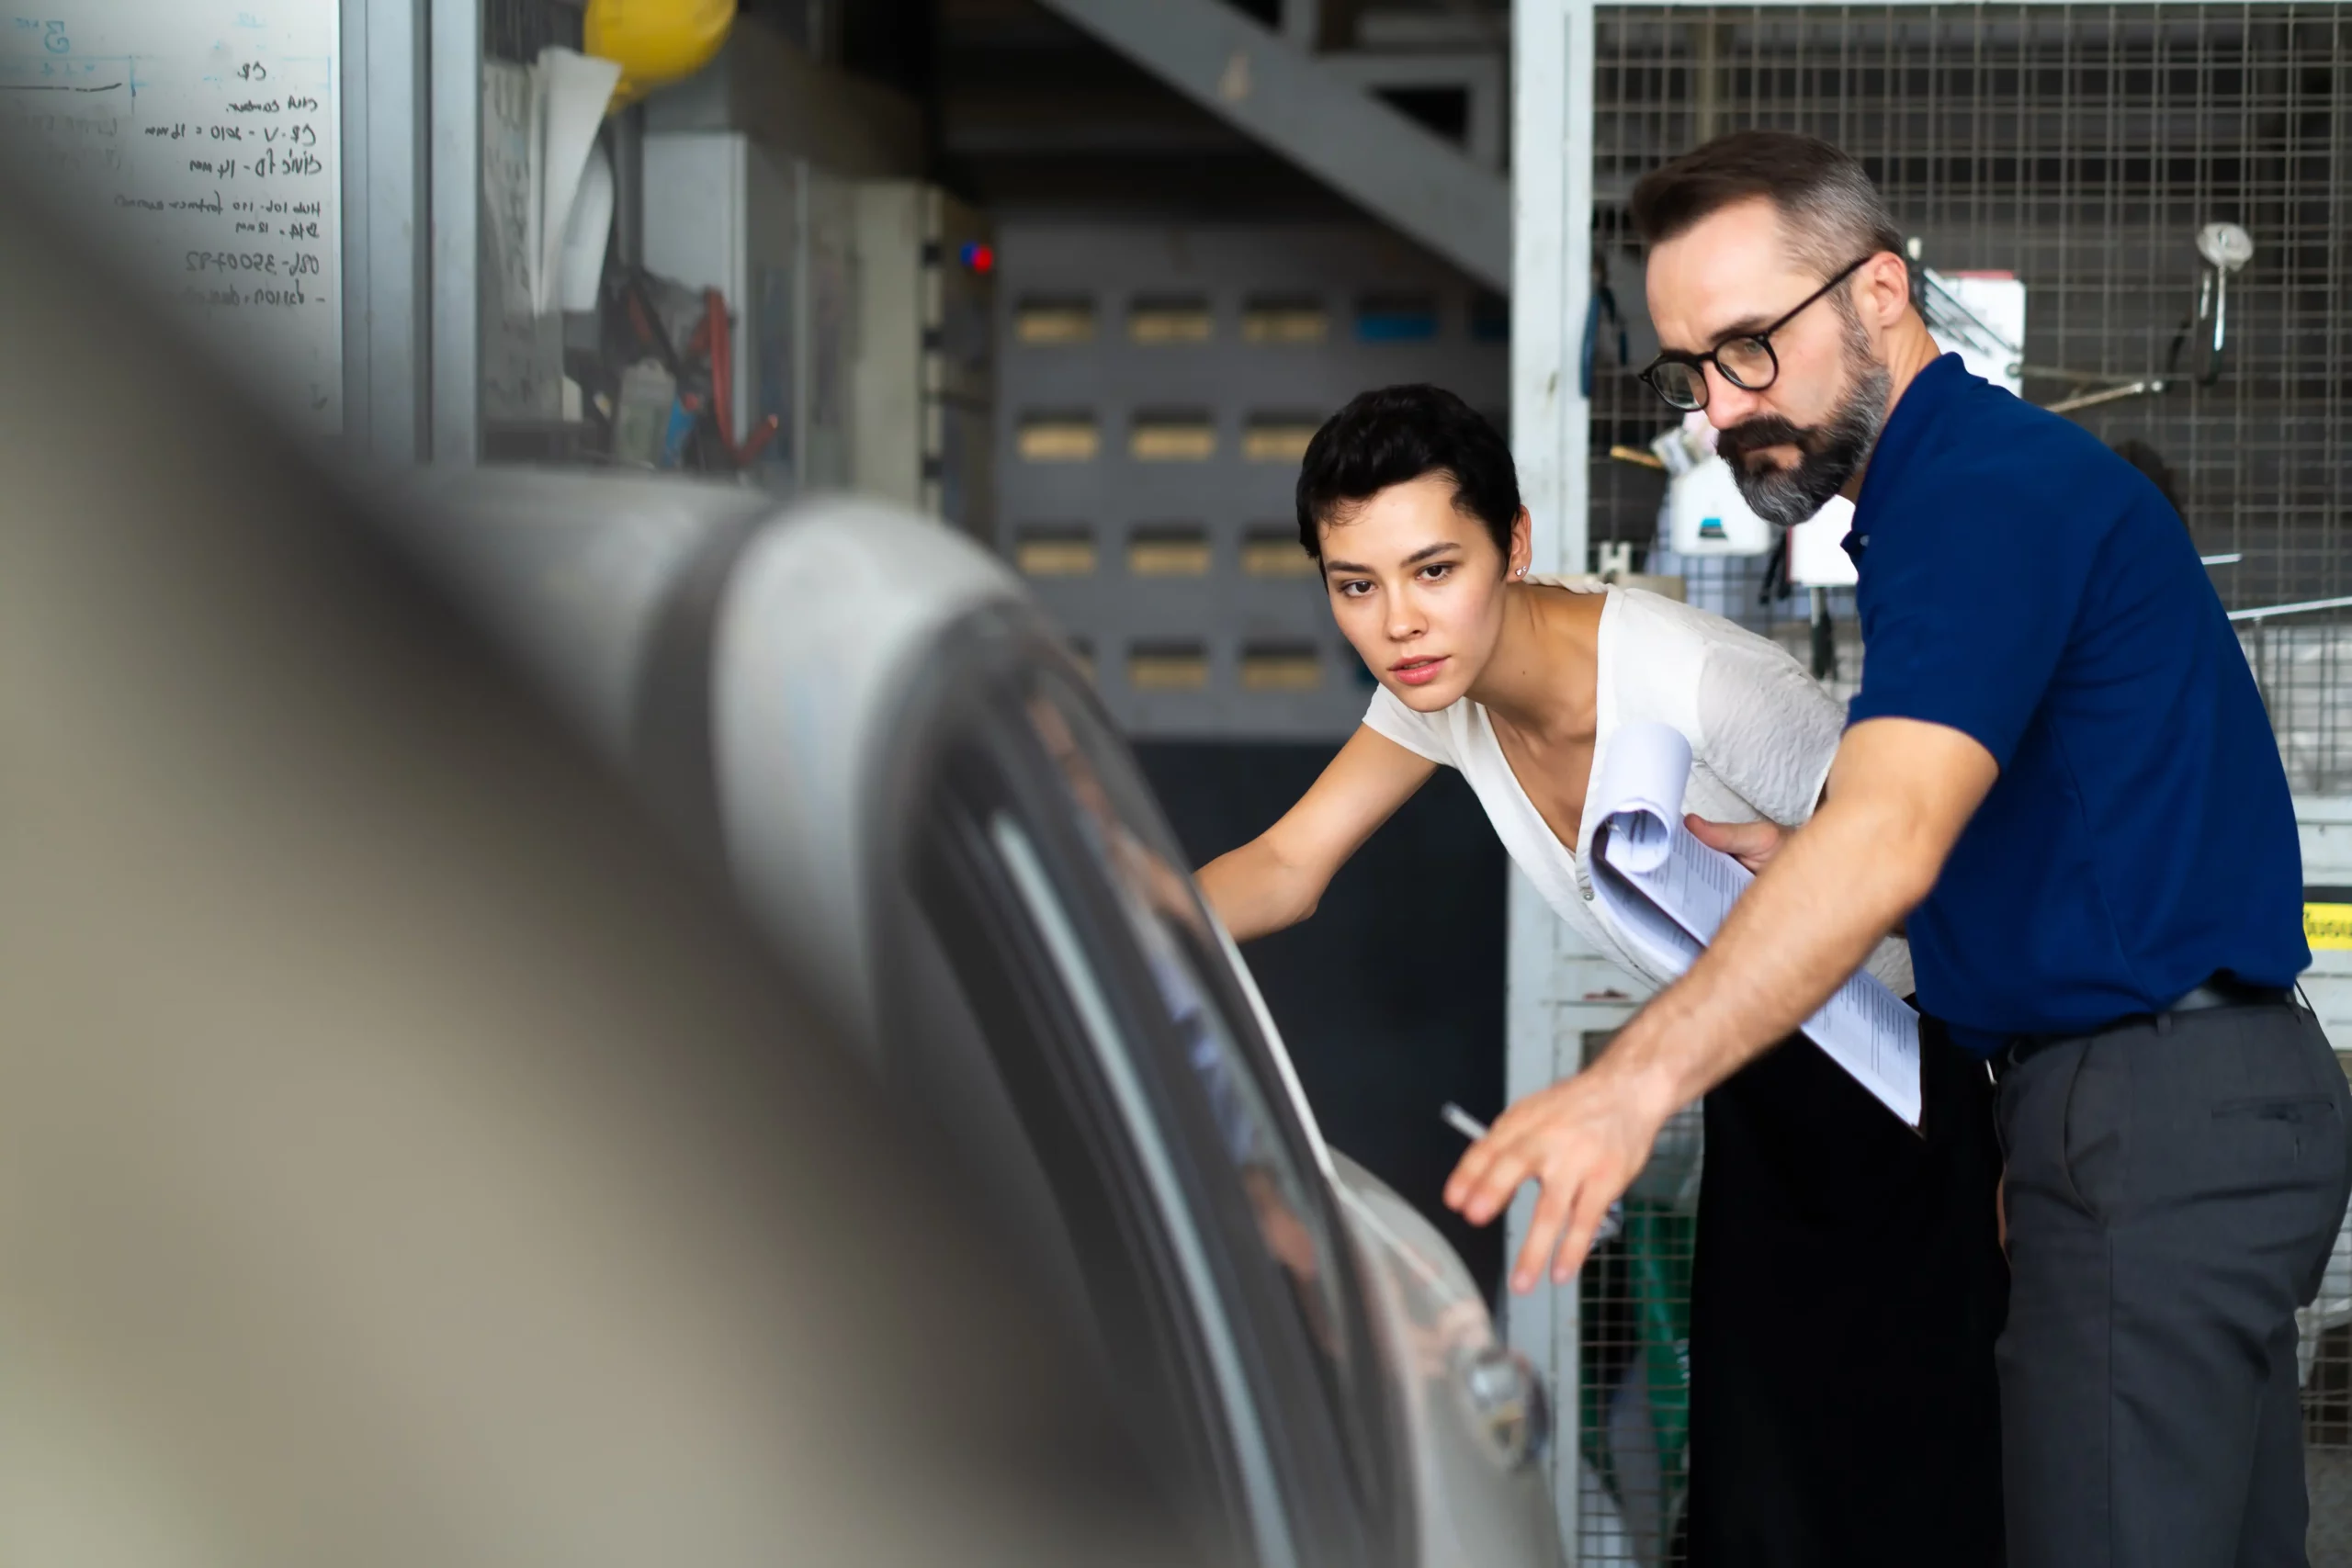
left=1438, top=1101, right=1490, bottom=1143
left=1440, top=1103, right=1626, bottom=1247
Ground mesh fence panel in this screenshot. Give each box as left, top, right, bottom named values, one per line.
left=1581, top=9, right=2352, bottom=1561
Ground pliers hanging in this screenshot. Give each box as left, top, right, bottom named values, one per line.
left=617, top=275, right=777, bottom=472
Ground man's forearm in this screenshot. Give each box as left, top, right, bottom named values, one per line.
left=1598, top=793, right=1940, bottom=1118
left=1447, top=719, right=1993, bottom=1288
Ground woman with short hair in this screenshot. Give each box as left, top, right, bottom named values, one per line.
left=1198, top=382, right=2006, bottom=1566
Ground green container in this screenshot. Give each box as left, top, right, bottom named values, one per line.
left=1580, top=1200, right=1696, bottom=1514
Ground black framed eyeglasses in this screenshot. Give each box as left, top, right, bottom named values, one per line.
left=1636, top=254, right=1875, bottom=412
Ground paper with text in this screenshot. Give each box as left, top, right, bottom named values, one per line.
left=1589, top=722, right=1923, bottom=1127
left=2, top=2, right=343, bottom=432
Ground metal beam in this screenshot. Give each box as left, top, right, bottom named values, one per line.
left=1317, top=50, right=1505, bottom=168
left=1278, top=0, right=1318, bottom=49
left=1031, top=0, right=1509, bottom=290
left=1505, top=0, right=1593, bottom=1551
left=343, top=0, right=430, bottom=464
left=428, top=0, right=481, bottom=463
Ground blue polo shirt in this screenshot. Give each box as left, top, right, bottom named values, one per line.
left=1843, top=354, right=2307, bottom=1055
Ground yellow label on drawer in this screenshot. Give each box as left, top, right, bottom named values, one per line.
left=2305, top=903, right=2352, bottom=950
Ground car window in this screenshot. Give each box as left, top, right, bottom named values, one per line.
left=981, top=807, right=1300, bottom=1568
left=891, top=649, right=1395, bottom=1568
left=889, top=870, right=1103, bottom=1347
left=1017, top=679, right=1357, bottom=1380
left=902, top=736, right=1284, bottom=1568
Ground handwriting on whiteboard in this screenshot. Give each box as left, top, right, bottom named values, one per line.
left=1, top=4, right=343, bottom=432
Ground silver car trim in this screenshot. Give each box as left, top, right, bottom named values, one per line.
left=1209, top=915, right=1341, bottom=1187
left=1332, top=1184, right=1450, bottom=1295
left=990, top=811, right=1298, bottom=1568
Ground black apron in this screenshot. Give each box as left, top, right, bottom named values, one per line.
left=1681, top=1014, right=2009, bottom=1567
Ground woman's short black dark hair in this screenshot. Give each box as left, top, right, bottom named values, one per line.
left=1294, top=384, right=1520, bottom=564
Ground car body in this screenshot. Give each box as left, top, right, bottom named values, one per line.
left=0, top=197, right=1214, bottom=1568
left=399, top=468, right=1567, bottom=1568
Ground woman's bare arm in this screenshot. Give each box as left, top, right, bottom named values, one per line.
left=1196, top=725, right=1436, bottom=942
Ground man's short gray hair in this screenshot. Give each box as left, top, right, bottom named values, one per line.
left=1629, top=130, right=1905, bottom=288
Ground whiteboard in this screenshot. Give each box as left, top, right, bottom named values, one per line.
left=1, top=2, right=343, bottom=434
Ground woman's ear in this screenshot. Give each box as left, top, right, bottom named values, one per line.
left=1506, top=506, right=1534, bottom=581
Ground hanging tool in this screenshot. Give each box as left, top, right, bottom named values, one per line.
left=630, top=284, right=777, bottom=474
left=2168, top=221, right=2256, bottom=388
left=678, top=288, right=736, bottom=467
left=1905, top=234, right=2195, bottom=416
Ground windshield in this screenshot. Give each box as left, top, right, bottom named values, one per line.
left=1018, top=674, right=1358, bottom=1389
left=891, top=633, right=1405, bottom=1566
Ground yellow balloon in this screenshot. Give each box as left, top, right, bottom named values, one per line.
left=583, top=0, right=737, bottom=112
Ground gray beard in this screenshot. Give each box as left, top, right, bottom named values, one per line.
left=1720, top=342, right=1893, bottom=528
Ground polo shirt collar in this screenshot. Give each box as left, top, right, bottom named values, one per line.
left=1852, top=352, right=1970, bottom=537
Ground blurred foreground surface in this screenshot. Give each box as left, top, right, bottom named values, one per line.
left=0, top=186, right=1203, bottom=1568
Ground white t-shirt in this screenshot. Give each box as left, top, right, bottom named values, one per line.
left=1362, top=581, right=1915, bottom=998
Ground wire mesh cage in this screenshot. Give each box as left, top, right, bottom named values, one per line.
left=1575, top=1026, right=1704, bottom=1565
left=1579, top=7, right=2352, bottom=1562
left=1589, top=2, right=2352, bottom=775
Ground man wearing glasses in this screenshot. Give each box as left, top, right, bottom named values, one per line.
left=1446, top=129, right=2349, bottom=1566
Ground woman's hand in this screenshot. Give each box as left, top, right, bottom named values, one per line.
left=1685, top=813, right=1789, bottom=874
left=1688, top=814, right=1910, bottom=941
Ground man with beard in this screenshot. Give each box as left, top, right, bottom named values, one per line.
left=1446, top=130, right=2348, bottom=1567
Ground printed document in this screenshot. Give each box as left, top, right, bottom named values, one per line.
left=1588, top=723, right=1924, bottom=1127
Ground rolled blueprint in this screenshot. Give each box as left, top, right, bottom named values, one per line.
left=1588, top=722, right=1923, bottom=1127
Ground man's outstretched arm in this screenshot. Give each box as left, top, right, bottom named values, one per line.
left=1445, top=716, right=1998, bottom=1293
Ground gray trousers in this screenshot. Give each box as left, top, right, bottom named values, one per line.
left=1996, top=1000, right=2352, bottom=1568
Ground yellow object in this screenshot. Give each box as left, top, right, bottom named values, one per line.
left=1015, top=535, right=1097, bottom=576
left=2307, top=903, right=2352, bottom=951
left=583, top=0, right=736, bottom=112
left=1240, top=649, right=1322, bottom=693
left=1242, top=302, right=1328, bottom=344
left=1242, top=419, right=1318, bottom=463
left=1128, top=649, right=1210, bottom=692
left=1128, top=530, right=1210, bottom=578
left=1241, top=533, right=1317, bottom=578
left=1018, top=418, right=1099, bottom=463
left=1015, top=301, right=1095, bottom=344
left=1129, top=301, right=1213, bottom=344
left=1130, top=418, right=1215, bottom=462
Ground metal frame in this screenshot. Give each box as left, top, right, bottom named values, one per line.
left=1505, top=3, right=1597, bottom=1541
left=1512, top=2, right=2351, bottom=1552
left=1314, top=49, right=1507, bottom=168
left=1591, top=0, right=2220, bottom=6
left=1031, top=0, right=1510, bottom=290
left=429, top=0, right=482, bottom=462
left=334, top=0, right=481, bottom=466
left=341, top=0, right=429, bottom=463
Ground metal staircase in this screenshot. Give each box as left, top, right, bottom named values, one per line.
left=1028, top=0, right=1510, bottom=289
